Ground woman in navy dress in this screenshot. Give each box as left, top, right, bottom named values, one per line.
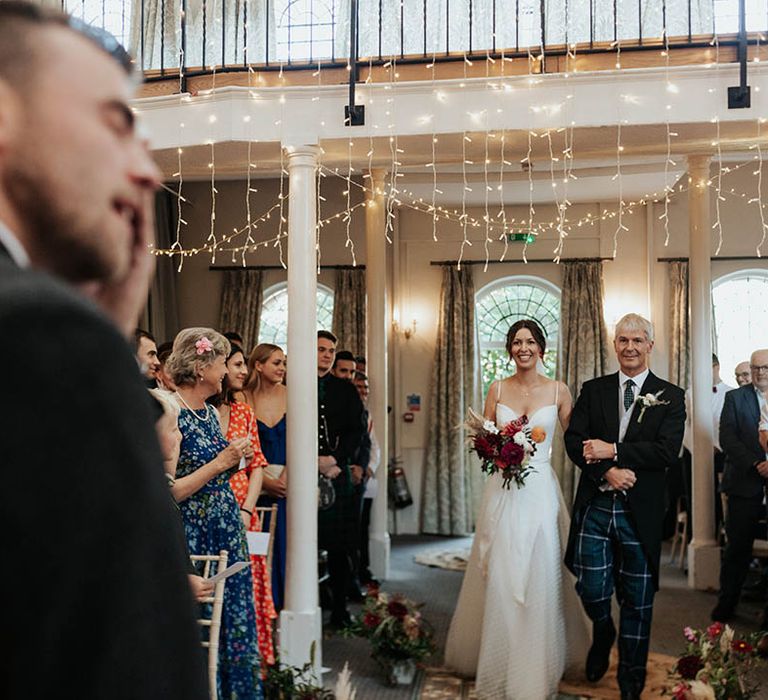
left=167, top=328, right=262, bottom=700
left=244, top=343, right=288, bottom=611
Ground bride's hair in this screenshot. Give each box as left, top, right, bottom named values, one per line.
left=505, top=319, right=547, bottom=360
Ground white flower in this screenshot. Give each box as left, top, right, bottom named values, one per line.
left=483, top=420, right=500, bottom=435
left=719, top=624, right=734, bottom=654
left=636, top=389, right=670, bottom=423
left=513, top=432, right=527, bottom=446
left=688, top=680, right=716, bottom=700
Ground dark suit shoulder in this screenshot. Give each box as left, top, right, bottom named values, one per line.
left=578, top=373, right=618, bottom=393
left=646, top=374, right=685, bottom=401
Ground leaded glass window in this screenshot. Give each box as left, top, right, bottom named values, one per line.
left=258, top=282, right=334, bottom=354
left=274, top=0, right=338, bottom=62
left=476, top=277, right=561, bottom=397
left=712, top=269, right=768, bottom=382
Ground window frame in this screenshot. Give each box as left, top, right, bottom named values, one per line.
left=258, top=281, right=335, bottom=350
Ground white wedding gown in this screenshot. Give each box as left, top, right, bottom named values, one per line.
left=444, top=402, right=591, bottom=700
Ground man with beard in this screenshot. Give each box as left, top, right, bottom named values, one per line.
left=0, top=4, right=206, bottom=699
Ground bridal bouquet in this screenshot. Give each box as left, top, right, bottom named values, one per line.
left=667, top=623, right=768, bottom=700
left=464, top=407, right=545, bottom=489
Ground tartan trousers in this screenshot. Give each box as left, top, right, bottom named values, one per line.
left=571, top=492, right=655, bottom=695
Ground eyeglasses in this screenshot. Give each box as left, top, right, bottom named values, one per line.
left=750, top=365, right=768, bottom=373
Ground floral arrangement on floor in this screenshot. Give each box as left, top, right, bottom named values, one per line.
left=343, top=585, right=436, bottom=668
left=464, top=407, right=546, bottom=489
left=667, top=622, right=768, bottom=699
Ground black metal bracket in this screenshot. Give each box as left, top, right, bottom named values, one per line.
left=344, top=0, right=365, bottom=126
left=728, top=0, right=751, bottom=109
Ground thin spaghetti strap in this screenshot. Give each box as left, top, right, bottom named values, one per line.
left=554, top=380, right=559, bottom=406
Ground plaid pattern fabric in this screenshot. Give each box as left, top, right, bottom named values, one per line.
left=572, top=492, right=655, bottom=694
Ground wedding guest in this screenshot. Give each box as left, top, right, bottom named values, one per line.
left=355, top=355, right=366, bottom=373
left=317, top=330, right=367, bottom=627
left=712, top=348, right=768, bottom=628
left=210, top=344, right=276, bottom=667
left=244, top=343, right=288, bottom=611
left=224, top=331, right=246, bottom=353
left=354, top=371, right=381, bottom=585
left=735, top=360, right=752, bottom=387
left=332, top=350, right=357, bottom=380
left=135, top=328, right=160, bottom=386
left=167, top=328, right=262, bottom=699
left=0, top=4, right=205, bottom=697
left=156, top=341, right=177, bottom=391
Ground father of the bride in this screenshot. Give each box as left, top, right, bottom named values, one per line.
left=564, top=313, right=685, bottom=700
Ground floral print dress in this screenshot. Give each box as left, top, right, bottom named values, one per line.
left=226, top=401, right=277, bottom=668
left=176, top=405, right=262, bottom=700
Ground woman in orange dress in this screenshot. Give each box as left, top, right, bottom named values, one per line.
left=211, top=344, right=277, bottom=669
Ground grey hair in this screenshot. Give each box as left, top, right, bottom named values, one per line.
left=148, top=388, right=180, bottom=421
left=614, top=313, right=654, bottom=342
left=166, top=327, right=230, bottom=387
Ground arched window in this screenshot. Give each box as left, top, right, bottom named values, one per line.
left=712, top=269, right=768, bottom=380
left=476, top=276, right=561, bottom=397
left=274, top=0, right=338, bottom=61
left=258, top=282, right=334, bottom=354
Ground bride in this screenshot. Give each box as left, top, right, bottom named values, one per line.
left=445, top=319, right=590, bottom=699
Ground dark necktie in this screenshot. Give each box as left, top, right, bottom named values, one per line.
left=623, top=379, right=635, bottom=412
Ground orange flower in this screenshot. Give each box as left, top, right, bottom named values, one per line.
left=530, top=426, right=547, bottom=443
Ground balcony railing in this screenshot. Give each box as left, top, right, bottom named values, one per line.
left=35, top=0, right=768, bottom=76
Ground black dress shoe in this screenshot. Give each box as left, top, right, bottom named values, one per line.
left=327, top=610, right=352, bottom=629
left=710, top=601, right=735, bottom=622
left=621, top=690, right=640, bottom=700
left=586, top=619, right=616, bottom=682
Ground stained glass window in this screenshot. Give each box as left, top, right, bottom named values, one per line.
left=476, top=277, right=561, bottom=397
left=258, top=282, right=334, bottom=354
left=712, top=270, right=768, bottom=382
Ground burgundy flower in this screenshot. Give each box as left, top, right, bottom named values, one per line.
left=499, top=441, right=525, bottom=466
left=676, top=654, right=704, bottom=680
left=474, top=435, right=498, bottom=460
left=363, top=612, right=382, bottom=629
left=731, top=639, right=754, bottom=654
left=706, top=622, right=723, bottom=639
left=387, top=600, right=409, bottom=619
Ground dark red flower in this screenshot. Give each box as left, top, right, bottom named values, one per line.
left=706, top=622, right=723, bottom=639
left=731, top=639, right=754, bottom=654
left=365, top=581, right=380, bottom=597
left=363, top=612, right=381, bottom=629
left=499, top=441, right=525, bottom=466
left=675, top=654, right=704, bottom=680
left=474, top=435, right=498, bottom=460
left=387, top=600, right=409, bottom=619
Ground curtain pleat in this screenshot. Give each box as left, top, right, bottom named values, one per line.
left=146, top=190, right=180, bottom=343
left=218, top=270, right=263, bottom=354
left=669, top=261, right=690, bottom=389
left=331, top=269, right=367, bottom=357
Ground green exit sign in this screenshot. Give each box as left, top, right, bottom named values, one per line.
left=507, top=232, right=536, bottom=243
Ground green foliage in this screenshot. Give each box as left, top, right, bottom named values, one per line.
left=263, top=643, right=335, bottom=700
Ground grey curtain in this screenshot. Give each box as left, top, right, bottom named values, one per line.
left=669, top=261, right=690, bottom=389
left=145, top=190, right=180, bottom=343
left=422, top=266, right=481, bottom=535
left=331, top=268, right=367, bottom=357
left=219, top=270, right=263, bottom=354
left=556, top=260, right=610, bottom=503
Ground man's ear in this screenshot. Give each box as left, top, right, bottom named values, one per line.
left=0, top=79, right=22, bottom=153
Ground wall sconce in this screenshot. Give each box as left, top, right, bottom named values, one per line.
left=393, top=318, right=417, bottom=340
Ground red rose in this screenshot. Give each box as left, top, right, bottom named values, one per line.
left=706, top=622, right=723, bottom=639
left=675, top=654, right=703, bottom=680
left=363, top=612, right=381, bottom=629
left=387, top=600, right=409, bottom=619
left=365, top=581, right=380, bottom=597
left=731, top=639, right=754, bottom=654
left=499, top=441, right=525, bottom=466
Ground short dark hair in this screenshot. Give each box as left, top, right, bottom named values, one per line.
left=223, top=331, right=244, bottom=345
left=505, top=319, right=547, bottom=359
left=355, top=355, right=366, bottom=365
left=354, top=371, right=368, bottom=382
left=0, top=2, right=133, bottom=91
left=157, top=341, right=174, bottom=364
left=318, top=330, right=338, bottom=344
left=334, top=350, right=356, bottom=367
left=134, top=328, right=156, bottom=352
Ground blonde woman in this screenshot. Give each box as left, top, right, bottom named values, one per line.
left=244, top=343, right=287, bottom=610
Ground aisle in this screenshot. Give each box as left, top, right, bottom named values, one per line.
left=321, top=535, right=768, bottom=699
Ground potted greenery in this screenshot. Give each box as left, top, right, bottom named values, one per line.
left=667, top=623, right=767, bottom=699
left=344, top=586, right=435, bottom=685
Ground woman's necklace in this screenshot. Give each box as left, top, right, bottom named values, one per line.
left=176, top=391, right=211, bottom=422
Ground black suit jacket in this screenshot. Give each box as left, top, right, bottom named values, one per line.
left=0, top=249, right=207, bottom=699
left=719, top=384, right=766, bottom=499
left=564, top=371, right=686, bottom=588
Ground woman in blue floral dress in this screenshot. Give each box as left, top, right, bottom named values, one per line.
left=167, top=327, right=262, bottom=700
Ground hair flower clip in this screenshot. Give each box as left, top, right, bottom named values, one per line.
left=195, top=337, right=214, bottom=355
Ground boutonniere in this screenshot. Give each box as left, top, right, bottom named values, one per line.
left=636, top=390, right=670, bottom=422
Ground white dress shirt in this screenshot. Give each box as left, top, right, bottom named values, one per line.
left=0, top=219, right=30, bottom=268
left=682, top=381, right=734, bottom=453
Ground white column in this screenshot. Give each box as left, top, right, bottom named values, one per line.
left=280, top=144, right=322, bottom=676
left=687, top=154, right=720, bottom=590
left=366, top=169, right=391, bottom=579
